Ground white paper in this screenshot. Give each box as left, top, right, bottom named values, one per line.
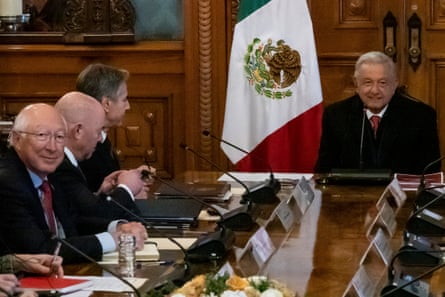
left=250, top=226, right=275, bottom=266
left=146, top=237, right=197, bottom=250
left=351, top=266, right=377, bottom=297
left=63, top=275, right=147, bottom=294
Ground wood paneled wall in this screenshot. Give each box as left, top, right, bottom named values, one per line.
left=0, top=42, right=186, bottom=177
left=1, top=0, right=445, bottom=176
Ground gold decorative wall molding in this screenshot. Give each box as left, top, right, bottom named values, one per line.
left=198, top=0, right=213, bottom=169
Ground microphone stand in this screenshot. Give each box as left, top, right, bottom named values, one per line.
left=359, top=108, right=366, bottom=170
left=387, top=246, right=442, bottom=282
left=411, top=192, right=445, bottom=218
left=405, top=192, right=445, bottom=240
left=417, top=156, right=445, bottom=196
left=381, top=257, right=445, bottom=297
left=202, top=130, right=281, bottom=199
left=180, top=143, right=279, bottom=204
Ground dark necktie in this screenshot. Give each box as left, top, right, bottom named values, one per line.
left=370, top=115, right=380, bottom=138
left=39, top=180, right=57, bottom=235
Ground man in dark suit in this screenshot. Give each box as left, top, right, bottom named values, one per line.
left=314, top=51, right=441, bottom=174
left=0, top=101, right=146, bottom=264
left=50, top=91, right=148, bottom=225
left=75, top=63, right=153, bottom=194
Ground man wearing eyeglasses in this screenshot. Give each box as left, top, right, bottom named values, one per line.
left=0, top=99, right=146, bottom=264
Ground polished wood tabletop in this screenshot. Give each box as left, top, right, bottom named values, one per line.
left=64, top=172, right=445, bottom=297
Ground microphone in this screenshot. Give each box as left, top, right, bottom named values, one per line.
left=405, top=192, right=445, bottom=238
left=359, top=108, right=366, bottom=170
left=387, top=243, right=442, bottom=282
left=380, top=270, right=430, bottom=297
left=417, top=156, right=444, bottom=195
left=106, top=193, right=235, bottom=263
left=380, top=250, right=445, bottom=297
left=202, top=130, right=281, bottom=198
left=414, top=185, right=445, bottom=211
left=411, top=191, right=445, bottom=218
left=55, top=237, right=142, bottom=297
left=180, top=142, right=279, bottom=204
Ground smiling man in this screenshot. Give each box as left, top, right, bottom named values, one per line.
left=314, top=51, right=441, bottom=174
left=0, top=103, right=111, bottom=263
left=0, top=100, right=147, bottom=264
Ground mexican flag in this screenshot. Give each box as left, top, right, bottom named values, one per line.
left=221, top=0, right=323, bottom=172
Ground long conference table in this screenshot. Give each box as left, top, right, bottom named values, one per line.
left=63, top=171, right=445, bottom=297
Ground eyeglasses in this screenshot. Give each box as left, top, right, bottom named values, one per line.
left=15, top=131, right=66, bottom=144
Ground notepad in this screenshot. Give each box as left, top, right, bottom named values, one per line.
left=19, top=276, right=92, bottom=293
left=101, top=242, right=160, bottom=263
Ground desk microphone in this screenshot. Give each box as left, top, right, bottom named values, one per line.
left=411, top=191, right=445, bottom=218
left=405, top=192, right=445, bottom=238
left=180, top=143, right=278, bottom=204
left=55, top=237, right=141, bottom=297
left=381, top=270, right=430, bottom=297
left=387, top=244, right=442, bottom=282
left=202, top=130, right=281, bottom=199
left=106, top=191, right=234, bottom=263
left=359, top=108, right=366, bottom=170
left=380, top=250, right=445, bottom=297
left=417, top=156, right=444, bottom=195
left=414, top=184, right=445, bottom=210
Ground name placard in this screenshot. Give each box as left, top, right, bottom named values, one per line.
left=288, top=176, right=315, bottom=222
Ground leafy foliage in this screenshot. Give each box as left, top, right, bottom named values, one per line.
left=204, top=273, right=230, bottom=296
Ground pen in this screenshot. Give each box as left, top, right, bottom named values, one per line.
left=137, top=260, right=174, bottom=267
left=50, top=242, right=62, bottom=276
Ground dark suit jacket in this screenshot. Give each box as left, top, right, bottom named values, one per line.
left=49, top=156, right=141, bottom=228
left=79, top=137, right=120, bottom=193
left=0, top=149, right=102, bottom=264
left=314, top=92, right=441, bottom=174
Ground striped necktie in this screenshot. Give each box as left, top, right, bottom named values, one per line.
left=39, top=180, right=57, bottom=235
left=370, top=115, right=380, bottom=138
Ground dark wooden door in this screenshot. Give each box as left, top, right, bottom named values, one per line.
left=310, top=0, right=445, bottom=171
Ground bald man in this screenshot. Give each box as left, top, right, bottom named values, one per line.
left=0, top=103, right=120, bottom=263
left=49, top=92, right=148, bottom=250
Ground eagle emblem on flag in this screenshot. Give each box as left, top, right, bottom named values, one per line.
left=244, top=38, right=301, bottom=99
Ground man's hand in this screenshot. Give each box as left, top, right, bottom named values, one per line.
left=115, top=170, right=146, bottom=197
left=135, top=165, right=156, bottom=199
left=0, top=274, right=19, bottom=297
left=116, top=222, right=148, bottom=250
left=14, top=254, right=64, bottom=278
left=97, top=170, right=125, bottom=195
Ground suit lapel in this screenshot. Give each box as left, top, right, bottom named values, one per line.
left=376, top=96, right=402, bottom=165
left=63, top=155, right=87, bottom=182
left=8, top=149, right=53, bottom=230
